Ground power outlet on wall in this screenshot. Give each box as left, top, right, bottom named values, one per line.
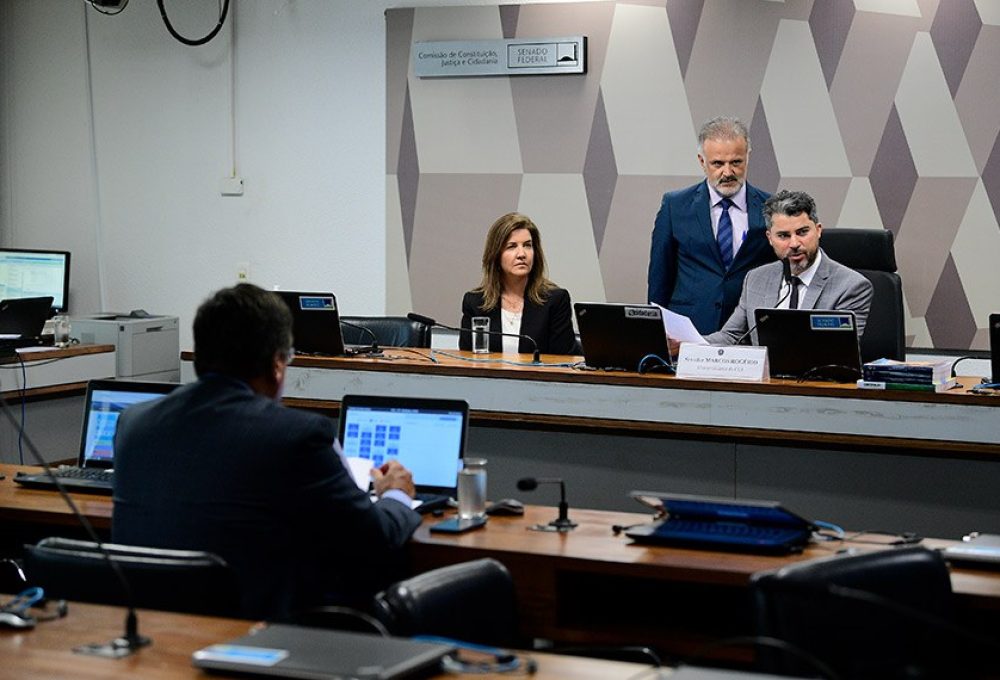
left=220, top=176, right=244, bottom=196
left=236, top=262, right=251, bottom=283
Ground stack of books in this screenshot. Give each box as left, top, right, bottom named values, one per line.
left=857, top=358, right=957, bottom=393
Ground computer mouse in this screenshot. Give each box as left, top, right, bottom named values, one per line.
left=0, top=610, right=35, bottom=629
left=486, top=498, right=524, bottom=516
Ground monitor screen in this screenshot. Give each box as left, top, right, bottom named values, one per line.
left=0, top=248, right=71, bottom=315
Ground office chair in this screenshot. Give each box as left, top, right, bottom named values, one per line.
left=820, top=228, right=905, bottom=361
left=24, top=537, right=242, bottom=618
left=751, top=547, right=956, bottom=679
left=373, top=558, right=519, bottom=647
left=340, top=316, right=432, bottom=348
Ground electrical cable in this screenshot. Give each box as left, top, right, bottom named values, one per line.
left=157, top=0, right=230, bottom=46
left=637, top=353, right=674, bottom=374
left=430, top=349, right=580, bottom=369
left=14, top=351, right=27, bottom=464
left=949, top=355, right=980, bottom=378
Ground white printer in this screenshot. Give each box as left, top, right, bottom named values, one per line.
left=71, top=313, right=180, bottom=381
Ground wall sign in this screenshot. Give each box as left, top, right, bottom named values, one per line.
left=414, top=37, right=586, bottom=77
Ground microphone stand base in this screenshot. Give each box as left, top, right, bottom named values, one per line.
left=74, top=634, right=152, bottom=658
left=526, top=519, right=577, bottom=533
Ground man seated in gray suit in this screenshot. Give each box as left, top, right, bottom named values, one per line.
left=695, top=189, right=873, bottom=348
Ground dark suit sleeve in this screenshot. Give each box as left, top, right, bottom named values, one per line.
left=648, top=193, right=677, bottom=307
left=546, top=288, right=576, bottom=355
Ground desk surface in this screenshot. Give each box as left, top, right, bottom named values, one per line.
left=4, top=467, right=1000, bottom=661
left=0, top=597, right=647, bottom=680
left=1, top=344, right=116, bottom=400
left=3, top=464, right=996, bottom=605
left=181, top=349, right=1000, bottom=456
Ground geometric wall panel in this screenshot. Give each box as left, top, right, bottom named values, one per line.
left=388, top=1, right=1000, bottom=349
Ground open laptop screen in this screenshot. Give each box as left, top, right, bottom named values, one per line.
left=81, top=380, right=178, bottom=468
left=337, top=395, right=467, bottom=495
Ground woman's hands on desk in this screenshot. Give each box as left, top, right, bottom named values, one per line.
left=371, top=460, right=416, bottom=498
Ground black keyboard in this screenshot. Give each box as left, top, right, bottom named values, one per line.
left=13, top=466, right=114, bottom=495
left=656, top=518, right=803, bottom=543
left=52, top=466, right=114, bottom=483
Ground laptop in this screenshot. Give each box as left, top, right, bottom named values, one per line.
left=574, top=302, right=671, bottom=371
left=625, top=491, right=814, bottom=555
left=753, top=308, right=862, bottom=381
left=338, top=394, right=468, bottom=514
left=275, top=290, right=348, bottom=356
left=13, top=379, right=178, bottom=494
left=0, top=296, right=54, bottom=351
left=193, top=624, right=454, bottom=680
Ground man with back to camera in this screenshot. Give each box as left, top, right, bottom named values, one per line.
left=696, top=189, right=873, bottom=348
left=112, top=283, right=421, bottom=620
left=648, top=116, right=774, bottom=334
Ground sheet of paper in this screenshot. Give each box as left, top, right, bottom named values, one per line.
left=345, top=456, right=373, bottom=492
left=654, top=304, right=707, bottom=345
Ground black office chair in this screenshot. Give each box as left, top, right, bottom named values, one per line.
left=24, top=537, right=242, bottom=618
left=373, top=558, right=519, bottom=647
left=340, top=316, right=432, bottom=348
left=820, top=228, right=905, bottom=361
left=751, top=547, right=957, bottom=679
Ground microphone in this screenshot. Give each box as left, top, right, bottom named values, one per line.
left=516, top=477, right=577, bottom=531
left=339, top=320, right=381, bottom=356
left=731, top=258, right=795, bottom=346
left=0, top=378, right=150, bottom=656
left=406, top=312, right=542, bottom=363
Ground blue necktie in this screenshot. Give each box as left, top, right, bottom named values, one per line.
left=717, top=198, right=734, bottom=269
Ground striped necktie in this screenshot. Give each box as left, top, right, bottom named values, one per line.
left=717, top=198, right=734, bottom=269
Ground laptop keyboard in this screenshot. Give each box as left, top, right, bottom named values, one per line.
left=657, top=519, right=802, bottom=541
left=52, top=466, right=114, bottom=483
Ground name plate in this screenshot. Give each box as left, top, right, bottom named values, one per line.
left=414, top=37, right=586, bottom=78
left=676, top=345, right=769, bottom=382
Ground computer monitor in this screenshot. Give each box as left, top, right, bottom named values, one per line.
left=0, top=248, right=71, bottom=316
left=990, top=312, right=999, bottom=383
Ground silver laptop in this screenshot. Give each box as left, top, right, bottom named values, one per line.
left=193, top=624, right=454, bottom=680
left=337, top=394, right=467, bottom=513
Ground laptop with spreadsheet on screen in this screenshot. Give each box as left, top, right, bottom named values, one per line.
left=337, top=394, right=468, bottom=514
left=13, top=379, right=178, bottom=494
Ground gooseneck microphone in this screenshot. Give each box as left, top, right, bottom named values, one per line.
left=731, top=258, right=795, bottom=346
left=406, top=312, right=542, bottom=363
left=339, top=320, right=381, bottom=356
left=517, top=477, right=577, bottom=530
left=0, top=379, right=150, bottom=656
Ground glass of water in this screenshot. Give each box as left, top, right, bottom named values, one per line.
left=457, top=458, right=487, bottom=519
left=52, top=315, right=72, bottom=348
left=471, top=316, right=490, bottom=354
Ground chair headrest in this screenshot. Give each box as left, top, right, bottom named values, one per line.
left=820, top=228, right=897, bottom=272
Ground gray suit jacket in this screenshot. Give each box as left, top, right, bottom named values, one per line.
left=704, top=249, right=873, bottom=346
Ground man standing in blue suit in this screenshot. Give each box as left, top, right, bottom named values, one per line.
left=647, top=117, right=774, bottom=334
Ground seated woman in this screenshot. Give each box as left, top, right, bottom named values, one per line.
left=460, top=212, right=577, bottom=355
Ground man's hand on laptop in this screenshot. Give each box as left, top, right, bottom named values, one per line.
left=371, top=460, right=416, bottom=499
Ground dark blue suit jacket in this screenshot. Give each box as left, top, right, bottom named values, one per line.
left=648, top=181, right=774, bottom=334
left=112, top=375, right=421, bottom=621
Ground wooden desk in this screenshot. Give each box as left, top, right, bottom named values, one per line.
left=184, top=349, right=1000, bottom=537
left=0, top=344, right=117, bottom=467
left=410, top=506, right=1000, bottom=661
left=0, top=597, right=646, bottom=680
left=4, top=468, right=998, bottom=662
